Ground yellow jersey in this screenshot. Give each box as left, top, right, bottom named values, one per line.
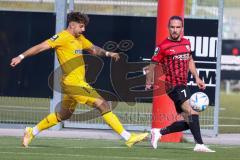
left=47, top=30, right=93, bottom=85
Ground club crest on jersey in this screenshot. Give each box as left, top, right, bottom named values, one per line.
left=154, top=47, right=160, bottom=55
left=50, top=35, right=59, bottom=41
left=185, top=45, right=190, bottom=51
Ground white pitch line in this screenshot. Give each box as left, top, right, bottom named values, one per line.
left=0, top=105, right=47, bottom=110
left=194, top=61, right=217, bottom=64
left=185, top=146, right=240, bottom=149
left=219, top=116, right=240, bottom=120
left=219, top=125, right=240, bottom=127
left=202, top=124, right=240, bottom=127
left=215, top=146, right=240, bottom=149
left=66, top=146, right=127, bottom=149
left=0, top=151, right=168, bottom=160
left=1, top=145, right=239, bottom=150
left=0, top=146, right=152, bottom=149
left=219, top=108, right=226, bottom=111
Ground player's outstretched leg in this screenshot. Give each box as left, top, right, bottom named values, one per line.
left=188, top=115, right=215, bottom=152
left=151, top=120, right=189, bottom=149
left=180, top=100, right=215, bottom=152
left=125, top=132, right=149, bottom=148
left=102, top=111, right=148, bottom=148
left=22, top=127, right=34, bottom=147
left=22, top=112, right=60, bottom=147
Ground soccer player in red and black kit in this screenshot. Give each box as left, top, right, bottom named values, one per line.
left=145, top=16, right=215, bottom=152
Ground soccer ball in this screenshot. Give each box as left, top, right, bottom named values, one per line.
left=190, top=92, right=209, bottom=112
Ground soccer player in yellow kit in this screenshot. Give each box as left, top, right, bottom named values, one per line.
left=10, top=12, right=148, bottom=148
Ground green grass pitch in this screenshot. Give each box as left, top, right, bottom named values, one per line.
left=0, top=136, right=240, bottom=160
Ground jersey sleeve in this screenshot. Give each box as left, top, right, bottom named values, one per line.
left=183, top=38, right=192, bottom=55
left=46, top=34, right=65, bottom=48
left=151, top=46, right=164, bottom=63
left=80, top=35, right=93, bottom=50
left=188, top=41, right=192, bottom=55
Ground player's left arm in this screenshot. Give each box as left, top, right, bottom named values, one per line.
left=86, top=45, right=120, bottom=61
left=189, top=55, right=206, bottom=90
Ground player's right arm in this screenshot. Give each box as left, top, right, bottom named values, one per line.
left=145, top=46, right=163, bottom=90
left=145, top=63, right=156, bottom=90
left=10, top=41, right=51, bottom=67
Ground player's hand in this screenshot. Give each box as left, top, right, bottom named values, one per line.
left=143, top=66, right=150, bottom=75
left=145, top=82, right=153, bottom=90
left=10, top=56, right=22, bottom=67
left=196, top=77, right=206, bottom=90
left=108, top=52, right=120, bottom=61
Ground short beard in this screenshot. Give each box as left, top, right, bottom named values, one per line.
left=170, top=34, right=180, bottom=41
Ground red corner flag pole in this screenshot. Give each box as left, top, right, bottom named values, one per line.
left=152, top=0, right=185, bottom=142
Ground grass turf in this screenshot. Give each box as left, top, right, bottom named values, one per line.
left=0, top=136, right=240, bottom=160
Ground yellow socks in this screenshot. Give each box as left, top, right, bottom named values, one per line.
left=33, top=111, right=131, bottom=140
left=35, top=112, right=60, bottom=134
left=102, top=111, right=131, bottom=140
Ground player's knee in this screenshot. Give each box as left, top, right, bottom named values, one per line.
left=94, top=99, right=111, bottom=113
left=181, top=101, right=199, bottom=116
left=56, top=112, right=62, bottom=122
left=57, top=112, right=72, bottom=121
left=185, top=109, right=199, bottom=116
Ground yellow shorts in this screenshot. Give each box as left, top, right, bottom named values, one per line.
left=61, top=81, right=101, bottom=108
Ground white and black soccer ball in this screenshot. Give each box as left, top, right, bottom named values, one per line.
left=190, top=92, right=209, bottom=112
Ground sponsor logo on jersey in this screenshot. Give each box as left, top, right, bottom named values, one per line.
left=173, top=53, right=190, bottom=60
left=169, top=49, right=176, bottom=53
left=75, top=49, right=82, bottom=54
left=50, top=35, right=59, bottom=41
left=154, top=47, right=160, bottom=55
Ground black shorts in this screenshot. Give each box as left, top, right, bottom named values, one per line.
left=167, top=85, right=191, bottom=114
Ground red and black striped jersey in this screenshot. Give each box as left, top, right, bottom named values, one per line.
left=151, top=37, right=191, bottom=87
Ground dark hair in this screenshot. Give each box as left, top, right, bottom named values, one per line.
left=168, top=16, right=183, bottom=27
left=67, top=12, right=89, bottom=26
